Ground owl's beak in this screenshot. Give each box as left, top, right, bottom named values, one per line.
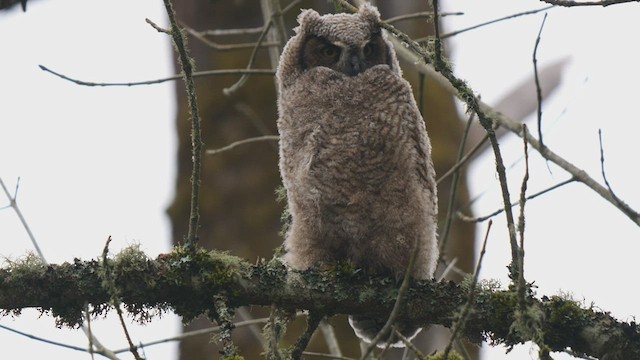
left=338, top=48, right=365, bottom=76
left=348, top=54, right=362, bottom=76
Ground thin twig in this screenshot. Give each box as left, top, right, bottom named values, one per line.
left=385, top=11, right=464, bottom=25
left=145, top=18, right=170, bottom=33
left=0, top=323, right=90, bottom=354
left=434, top=0, right=520, bottom=279
left=102, top=237, right=144, bottom=360
left=206, top=135, right=279, bottom=155
left=266, top=306, right=289, bottom=360
left=436, top=5, right=554, bottom=40
left=86, top=303, right=95, bottom=360
left=115, top=304, right=143, bottom=360
left=291, top=312, right=323, bottom=360
left=0, top=321, right=116, bottom=360
left=438, top=112, right=475, bottom=261
left=458, top=177, right=576, bottom=223
left=361, top=238, right=421, bottom=358
left=281, top=0, right=304, bottom=15
left=517, top=128, right=530, bottom=252
left=598, top=129, right=627, bottom=211
left=436, top=134, right=489, bottom=185
left=113, top=317, right=272, bottom=354
left=442, top=220, right=492, bottom=359
left=301, top=352, right=357, bottom=360
left=212, top=296, right=239, bottom=358
left=39, top=65, right=274, bottom=87
left=438, top=257, right=464, bottom=282
left=0, top=178, right=120, bottom=359
left=533, top=13, right=548, bottom=148
left=392, top=328, right=428, bottom=360
left=503, top=118, right=640, bottom=225
left=341, top=0, right=640, bottom=226
left=160, top=0, right=204, bottom=245
left=203, top=26, right=264, bottom=36
left=0, top=177, right=46, bottom=262
left=182, top=22, right=280, bottom=50
left=541, top=0, right=638, bottom=6
left=236, top=307, right=268, bottom=351
left=0, top=316, right=272, bottom=357
left=516, top=128, right=530, bottom=327
left=319, top=320, right=343, bottom=357
left=223, top=18, right=274, bottom=95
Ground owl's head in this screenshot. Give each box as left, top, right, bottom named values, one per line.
left=277, top=4, right=401, bottom=89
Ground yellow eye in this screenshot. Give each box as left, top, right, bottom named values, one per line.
left=321, top=45, right=339, bottom=58
left=363, top=43, right=374, bottom=57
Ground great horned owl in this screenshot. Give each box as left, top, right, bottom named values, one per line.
left=276, top=4, right=438, bottom=347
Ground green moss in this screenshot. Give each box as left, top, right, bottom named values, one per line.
left=427, top=351, right=464, bottom=360
left=275, top=185, right=291, bottom=238
left=544, top=295, right=591, bottom=350
left=3, top=253, right=47, bottom=279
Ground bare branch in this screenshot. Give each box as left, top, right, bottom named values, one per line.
left=598, top=129, right=628, bottom=212
left=498, top=116, right=640, bottom=225
left=541, top=0, right=639, bottom=7
left=361, top=234, right=421, bottom=358
left=393, top=328, right=428, bottom=359
left=384, top=11, right=464, bottom=25
left=533, top=13, right=549, bottom=148
left=223, top=17, right=274, bottom=96
left=363, top=3, right=640, bottom=227
left=301, top=352, right=356, bottom=360
left=432, top=0, right=520, bottom=279
left=102, top=237, right=143, bottom=360
left=458, top=177, right=576, bottom=223
left=291, top=312, right=323, bottom=360
left=202, top=26, right=264, bottom=36
left=319, top=320, right=342, bottom=357
left=39, top=65, right=274, bottom=87
left=438, top=112, right=475, bottom=262
left=442, top=220, right=492, bottom=360
left=160, top=0, right=204, bottom=245
left=145, top=18, right=170, bottom=34
left=417, top=5, right=555, bottom=41
left=0, top=177, right=46, bottom=262
left=205, top=135, right=279, bottom=156
left=182, top=22, right=280, bottom=50
left=436, top=133, right=489, bottom=186
left=0, top=323, right=89, bottom=354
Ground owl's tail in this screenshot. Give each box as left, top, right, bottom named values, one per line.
left=348, top=315, right=421, bottom=348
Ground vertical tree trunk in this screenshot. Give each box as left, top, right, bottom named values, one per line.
left=167, top=2, right=283, bottom=359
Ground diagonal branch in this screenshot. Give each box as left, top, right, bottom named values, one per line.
left=346, top=0, right=640, bottom=227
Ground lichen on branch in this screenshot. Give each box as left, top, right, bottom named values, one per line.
left=0, top=245, right=639, bottom=359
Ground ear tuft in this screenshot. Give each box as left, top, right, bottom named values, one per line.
left=358, top=3, right=381, bottom=24
left=296, top=8, right=321, bottom=33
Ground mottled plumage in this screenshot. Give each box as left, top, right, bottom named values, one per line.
left=276, top=4, right=438, bottom=347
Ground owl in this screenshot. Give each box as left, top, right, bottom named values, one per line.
left=276, top=4, right=438, bottom=348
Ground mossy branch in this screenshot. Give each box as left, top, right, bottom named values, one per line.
left=0, top=246, right=639, bottom=359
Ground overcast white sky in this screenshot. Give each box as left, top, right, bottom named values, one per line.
left=1, top=1, right=639, bottom=359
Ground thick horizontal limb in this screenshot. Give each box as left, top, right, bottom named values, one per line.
left=1, top=246, right=639, bottom=359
